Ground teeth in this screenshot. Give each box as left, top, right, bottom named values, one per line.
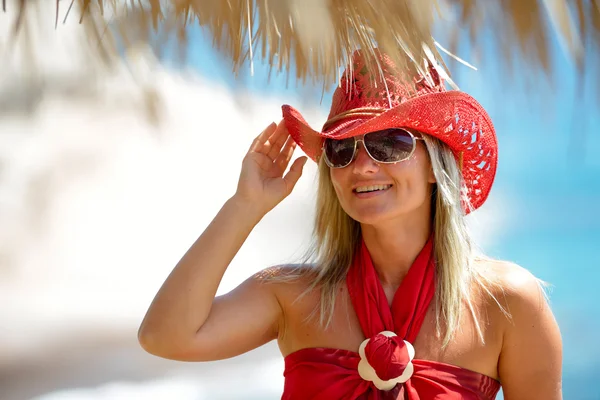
left=355, top=184, right=391, bottom=193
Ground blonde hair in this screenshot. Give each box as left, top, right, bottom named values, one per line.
left=297, top=134, right=503, bottom=347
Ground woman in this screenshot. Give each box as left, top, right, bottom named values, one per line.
left=138, top=51, right=563, bottom=399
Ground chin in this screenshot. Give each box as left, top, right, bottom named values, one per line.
left=344, top=199, right=427, bottom=226
left=346, top=206, right=404, bottom=226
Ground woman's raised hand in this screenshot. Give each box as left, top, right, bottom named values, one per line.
left=234, top=120, right=308, bottom=217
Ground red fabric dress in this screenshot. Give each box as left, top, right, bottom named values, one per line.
left=282, top=236, right=500, bottom=399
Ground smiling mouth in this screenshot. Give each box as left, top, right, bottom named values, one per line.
left=353, top=184, right=392, bottom=193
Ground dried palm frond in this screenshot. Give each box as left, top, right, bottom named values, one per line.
left=3, top=0, right=599, bottom=92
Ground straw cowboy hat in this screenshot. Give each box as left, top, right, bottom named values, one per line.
left=282, top=50, right=497, bottom=212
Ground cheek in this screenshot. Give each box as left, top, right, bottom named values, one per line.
left=329, top=169, right=355, bottom=209
left=329, top=168, right=345, bottom=193
left=386, top=157, right=431, bottom=194
left=407, top=148, right=433, bottom=183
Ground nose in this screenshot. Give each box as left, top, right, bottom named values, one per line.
left=352, top=142, right=379, bottom=175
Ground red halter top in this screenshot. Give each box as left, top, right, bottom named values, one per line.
left=282, top=236, right=500, bottom=399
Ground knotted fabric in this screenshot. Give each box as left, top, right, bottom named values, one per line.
left=346, top=236, right=434, bottom=396
left=364, top=333, right=410, bottom=380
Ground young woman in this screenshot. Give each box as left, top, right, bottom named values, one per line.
left=138, top=51, right=563, bottom=399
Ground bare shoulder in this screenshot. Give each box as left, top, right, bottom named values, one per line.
left=251, top=264, right=319, bottom=299
left=469, top=258, right=553, bottom=342
left=474, top=259, right=563, bottom=398
left=474, top=258, right=548, bottom=308
left=252, top=264, right=318, bottom=281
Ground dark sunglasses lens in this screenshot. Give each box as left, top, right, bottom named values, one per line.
left=324, top=137, right=356, bottom=167
left=364, top=128, right=415, bottom=162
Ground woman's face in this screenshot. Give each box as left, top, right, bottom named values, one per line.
left=329, top=137, right=436, bottom=226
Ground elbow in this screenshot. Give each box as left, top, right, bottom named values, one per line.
left=137, top=325, right=207, bottom=361
left=138, top=330, right=179, bottom=359
left=137, top=325, right=164, bottom=357
left=137, top=323, right=175, bottom=358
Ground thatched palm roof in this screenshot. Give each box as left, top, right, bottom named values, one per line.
left=4, top=0, right=598, bottom=91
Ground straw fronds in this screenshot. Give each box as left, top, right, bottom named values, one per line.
left=3, top=0, right=599, bottom=89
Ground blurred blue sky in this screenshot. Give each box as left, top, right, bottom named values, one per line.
left=156, top=22, right=599, bottom=399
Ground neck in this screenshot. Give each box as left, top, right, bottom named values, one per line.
left=361, top=209, right=432, bottom=290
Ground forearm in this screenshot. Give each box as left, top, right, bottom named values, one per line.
left=138, top=195, right=264, bottom=347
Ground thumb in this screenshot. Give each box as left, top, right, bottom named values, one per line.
left=283, top=156, right=308, bottom=192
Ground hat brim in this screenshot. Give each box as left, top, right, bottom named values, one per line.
left=281, top=91, right=497, bottom=211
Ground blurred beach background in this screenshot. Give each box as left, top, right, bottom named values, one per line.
left=0, top=2, right=598, bottom=400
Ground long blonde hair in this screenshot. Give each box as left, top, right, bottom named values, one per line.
left=298, top=134, right=502, bottom=347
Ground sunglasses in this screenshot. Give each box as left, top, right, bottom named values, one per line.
left=323, top=128, right=423, bottom=169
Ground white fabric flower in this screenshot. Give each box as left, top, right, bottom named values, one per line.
left=357, top=330, right=415, bottom=391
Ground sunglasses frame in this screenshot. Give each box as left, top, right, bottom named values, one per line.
left=322, top=128, right=424, bottom=169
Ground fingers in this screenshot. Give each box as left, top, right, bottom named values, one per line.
left=274, top=135, right=297, bottom=171
left=266, top=122, right=290, bottom=160
left=249, top=122, right=277, bottom=153
left=248, top=120, right=307, bottom=195
left=251, top=120, right=291, bottom=161
left=283, top=156, right=308, bottom=192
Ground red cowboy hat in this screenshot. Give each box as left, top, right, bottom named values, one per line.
left=281, top=50, right=497, bottom=212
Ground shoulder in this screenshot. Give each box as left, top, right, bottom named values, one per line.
left=470, top=258, right=559, bottom=342
left=473, top=258, right=549, bottom=309
left=251, top=264, right=319, bottom=283
left=250, top=264, right=320, bottom=298
left=473, top=257, right=561, bottom=346
left=474, top=262, right=563, bottom=397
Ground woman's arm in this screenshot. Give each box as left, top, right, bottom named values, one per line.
left=137, top=121, right=307, bottom=361
left=498, top=265, right=563, bottom=400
